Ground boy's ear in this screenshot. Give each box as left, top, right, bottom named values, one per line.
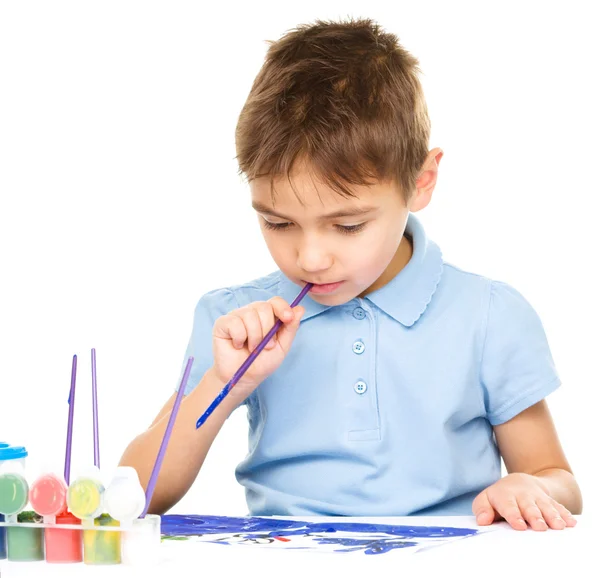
left=408, top=147, right=444, bottom=212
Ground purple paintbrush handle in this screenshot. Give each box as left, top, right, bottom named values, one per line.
left=142, top=356, right=194, bottom=517
left=91, top=348, right=100, bottom=469
left=195, top=283, right=312, bottom=429
left=64, top=355, right=77, bottom=485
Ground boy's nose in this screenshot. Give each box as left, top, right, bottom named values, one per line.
left=296, top=241, right=333, bottom=273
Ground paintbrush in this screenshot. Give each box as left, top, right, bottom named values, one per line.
left=195, top=282, right=313, bottom=429
left=141, top=356, right=194, bottom=517
left=91, top=348, right=100, bottom=469
left=64, top=355, right=77, bottom=485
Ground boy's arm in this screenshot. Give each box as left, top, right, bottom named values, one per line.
left=118, top=367, right=238, bottom=515
left=473, top=399, right=582, bottom=529
left=493, top=399, right=582, bottom=514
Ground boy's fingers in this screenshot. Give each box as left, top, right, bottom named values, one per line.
left=472, top=491, right=495, bottom=526
left=237, top=307, right=265, bottom=352
left=268, top=296, right=294, bottom=323
left=494, top=498, right=527, bottom=530
left=276, top=306, right=305, bottom=353
left=537, top=499, right=566, bottom=530
left=551, top=499, right=577, bottom=527
left=255, top=302, right=276, bottom=338
left=214, top=315, right=247, bottom=349
left=519, top=500, right=547, bottom=531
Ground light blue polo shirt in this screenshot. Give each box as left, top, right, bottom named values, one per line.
left=178, top=214, right=560, bottom=516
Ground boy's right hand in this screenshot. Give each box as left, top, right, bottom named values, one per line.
left=212, top=297, right=305, bottom=399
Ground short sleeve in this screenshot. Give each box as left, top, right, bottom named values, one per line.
left=480, top=281, right=561, bottom=426
left=176, top=288, right=238, bottom=396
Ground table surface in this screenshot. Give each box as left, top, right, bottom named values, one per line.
left=0, top=515, right=594, bottom=578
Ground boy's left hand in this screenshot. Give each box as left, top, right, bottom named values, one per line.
left=472, top=473, right=577, bottom=531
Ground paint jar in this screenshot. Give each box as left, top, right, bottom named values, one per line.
left=0, top=513, right=6, bottom=560
left=44, top=511, right=83, bottom=564
left=121, top=514, right=161, bottom=566
left=30, top=472, right=82, bottom=563
left=0, top=469, right=29, bottom=517
left=83, top=513, right=121, bottom=565
left=6, top=511, right=45, bottom=562
left=0, top=445, right=28, bottom=475
left=29, top=472, right=68, bottom=521
left=0, top=442, right=8, bottom=560
left=0, top=443, right=25, bottom=560
left=104, top=466, right=146, bottom=522
left=67, top=466, right=105, bottom=521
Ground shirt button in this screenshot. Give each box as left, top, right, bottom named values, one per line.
left=353, top=307, right=366, bottom=320
left=352, top=341, right=365, bottom=354
left=354, top=380, right=367, bottom=395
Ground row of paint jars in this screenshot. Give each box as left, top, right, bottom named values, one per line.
left=0, top=443, right=159, bottom=565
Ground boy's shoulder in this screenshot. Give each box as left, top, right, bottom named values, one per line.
left=440, top=260, right=525, bottom=301
left=198, top=270, right=287, bottom=310
left=437, top=260, right=544, bottom=335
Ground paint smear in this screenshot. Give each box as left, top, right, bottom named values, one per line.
left=160, top=515, right=479, bottom=556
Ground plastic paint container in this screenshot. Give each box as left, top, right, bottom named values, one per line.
left=6, top=511, right=45, bottom=562
left=0, top=444, right=28, bottom=560
left=83, top=514, right=121, bottom=565
left=104, top=467, right=146, bottom=523
left=0, top=445, right=28, bottom=474
left=67, top=467, right=105, bottom=521
left=0, top=515, right=5, bottom=561
left=121, top=514, right=161, bottom=566
left=30, top=472, right=82, bottom=563
left=0, top=472, right=29, bottom=515
left=44, top=511, right=83, bottom=564
left=29, top=472, right=68, bottom=520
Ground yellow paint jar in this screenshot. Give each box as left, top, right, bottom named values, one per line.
left=83, top=514, right=121, bottom=565
left=67, top=475, right=104, bottom=521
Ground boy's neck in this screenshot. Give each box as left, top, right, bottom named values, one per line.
left=359, top=234, right=413, bottom=297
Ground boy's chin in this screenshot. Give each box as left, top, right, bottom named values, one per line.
left=309, top=288, right=358, bottom=307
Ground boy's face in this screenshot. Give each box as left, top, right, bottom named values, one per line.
left=251, top=154, right=439, bottom=306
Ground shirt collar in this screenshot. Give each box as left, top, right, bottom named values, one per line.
left=366, top=213, right=443, bottom=327
left=276, top=213, right=443, bottom=326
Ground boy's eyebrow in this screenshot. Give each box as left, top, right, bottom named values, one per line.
left=251, top=201, right=378, bottom=220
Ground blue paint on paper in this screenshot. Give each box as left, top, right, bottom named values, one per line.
left=160, top=515, right=478, bottom=555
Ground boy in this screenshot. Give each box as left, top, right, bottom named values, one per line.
left=119, top=18, right=582, bottom=530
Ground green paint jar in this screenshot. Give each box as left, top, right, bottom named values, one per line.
left=7, top=511, right=44, bottom=562
left=0, top=472, right=29, bottom=516
left=83, top=514, right=121, bottom=565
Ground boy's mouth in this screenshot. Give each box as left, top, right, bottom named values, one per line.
left=306, top=281, right=344, bottom=294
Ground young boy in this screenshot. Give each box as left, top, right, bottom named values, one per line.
left=119, top=18, right=582, bottom=530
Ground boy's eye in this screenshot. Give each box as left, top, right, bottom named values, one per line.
left=336, top=223, right=366, bottom=235
left=262, top=219, right=292, bottom=231
left=262, top=218, right=367, bottom=235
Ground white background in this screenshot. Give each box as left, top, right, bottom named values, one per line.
left=0, top=1, right=598, bottom=518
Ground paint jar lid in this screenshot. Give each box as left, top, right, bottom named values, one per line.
left=0, top=445, right=28, bottom=461
left=72, top=464, right=102, bottom=483
left=110, top=466, right=141, bottom=484
left=104, top=467, right=146, bottom=522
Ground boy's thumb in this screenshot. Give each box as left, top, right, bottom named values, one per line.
left=277, top=306, right=305, bottom=353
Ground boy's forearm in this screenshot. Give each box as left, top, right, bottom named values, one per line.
left=119, top=367, right=240, bottom=515
left=534, top=468, right=583, bottom=514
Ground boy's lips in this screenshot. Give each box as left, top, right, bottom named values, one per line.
left=305, top=281, right=344, bottom=294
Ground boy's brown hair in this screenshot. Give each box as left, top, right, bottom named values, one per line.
left=235, top=18, right=430, bottom=201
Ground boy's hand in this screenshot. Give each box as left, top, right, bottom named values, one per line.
left=472, top=473, right=577, bottom=531
left=212, top=297, right=305, bottom=399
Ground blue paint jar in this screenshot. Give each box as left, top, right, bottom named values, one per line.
left=0, top=444, right=29, bottom=560
left=0, top=442, right=10, bottom=559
